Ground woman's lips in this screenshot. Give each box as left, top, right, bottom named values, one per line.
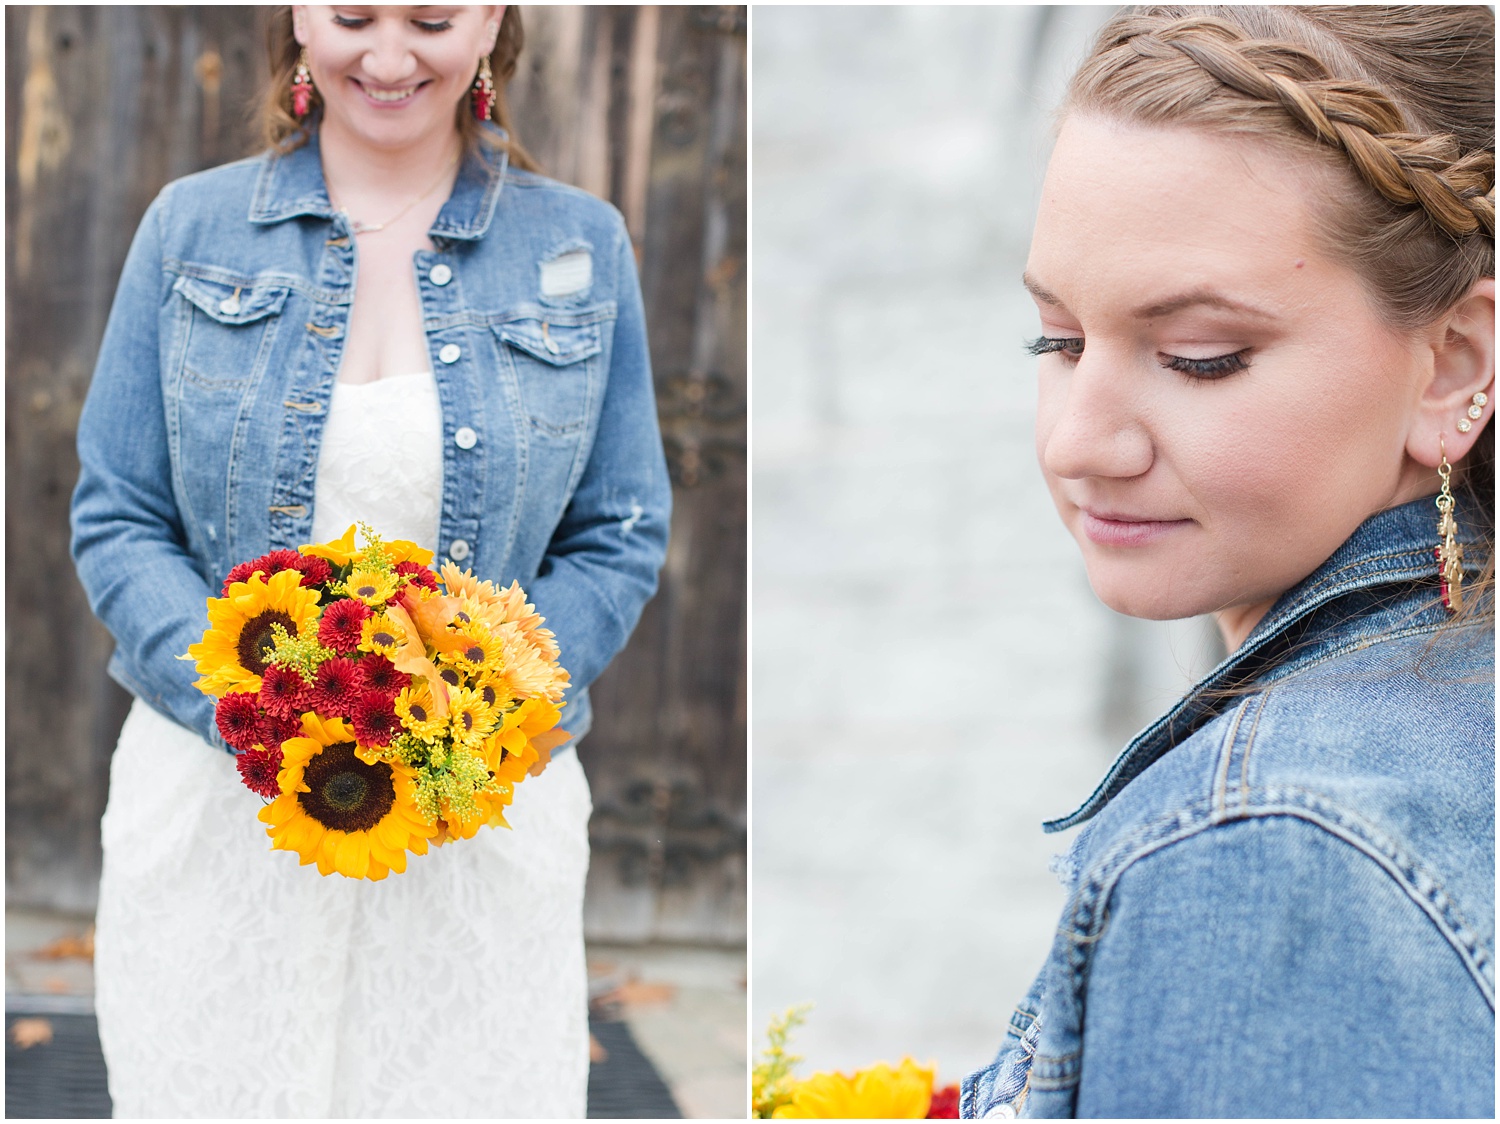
left=352, top=78, right=428, bottom=108
left=1079, top=508, right=1192, bottom=547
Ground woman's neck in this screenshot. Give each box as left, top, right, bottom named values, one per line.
left=317, top=118, right=463, bottom=218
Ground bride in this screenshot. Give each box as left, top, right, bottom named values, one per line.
left=70, top=5, right=670, bottom=1116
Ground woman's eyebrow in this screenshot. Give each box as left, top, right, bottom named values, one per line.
left=1021, top=273, right=1275, bottom=321
left=1131, top=288, right=1276, bottom=320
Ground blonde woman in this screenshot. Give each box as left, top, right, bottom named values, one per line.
left=71, top=6, right=669, bottom=1116
left=965, top=6, right=1493, bottom=1116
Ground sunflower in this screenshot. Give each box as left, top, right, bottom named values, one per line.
left=772, top=1059, right=935, bottom=1119
left=188, top=569, right=322, bottom=698
left=258, top=713, right=435, bottom=880
left=300, top=524, right=362, bottom=566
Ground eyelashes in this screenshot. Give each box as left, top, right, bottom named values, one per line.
left=1023, top=336, right=1251, bottom=380
left=331, top=15, right=454, bottom=32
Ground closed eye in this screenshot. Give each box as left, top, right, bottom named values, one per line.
left=1025, top=335, right=1084, bottom=359
left=1160, top=350, right=1251, bottom=379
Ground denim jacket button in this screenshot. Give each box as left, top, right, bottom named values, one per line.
left=438, top=343, right=461, bottom=364
left=218, top=295, right=241, bottom=315
left=449, top=539, right=471, bottom=561
left=429, top=263, right=453, bottom=286
left=454, top=426, right=477, bottom=450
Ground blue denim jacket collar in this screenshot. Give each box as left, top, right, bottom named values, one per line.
left=1046, top=495, right=1488, bottom=832
left=247, top=119, right=509, bottom=242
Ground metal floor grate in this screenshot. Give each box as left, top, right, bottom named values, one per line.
left=5, top=1009, right=680, bottom=1119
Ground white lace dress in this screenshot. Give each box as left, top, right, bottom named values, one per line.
left=94, top=372, right=593, bottom=1118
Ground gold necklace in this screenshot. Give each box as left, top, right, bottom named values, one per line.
left=332, top=155, right=459, bottom=234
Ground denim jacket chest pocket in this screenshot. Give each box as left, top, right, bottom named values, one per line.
left=166, top=272, right=294, bottom=558
left=492, top=308, right=610, bottom=439
left=172, top=274, right=292, bottom=388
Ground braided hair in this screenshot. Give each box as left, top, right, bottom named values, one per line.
left=1067, top=5, right=1495, bottom=600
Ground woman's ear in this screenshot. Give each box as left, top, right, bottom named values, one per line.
left=485, top=7, right=506, bottom=53
left=292, top=6, right=309, bottom=48
left=1405, top=277, right=1495, bottom=467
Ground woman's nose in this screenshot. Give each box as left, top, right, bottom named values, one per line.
left=361, top=23, right=419, bottom=83
left=1039, top=355, right=1153, bottom=481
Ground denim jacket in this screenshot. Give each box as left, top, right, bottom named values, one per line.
left=71, top=126, right=671, bottom=751
left=963, top=497, right=1494, bottom=1118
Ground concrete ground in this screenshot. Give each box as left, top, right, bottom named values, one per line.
left=7, top=907, right=744, bottom=1119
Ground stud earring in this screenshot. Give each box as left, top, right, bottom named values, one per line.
left=1434, top=437, right=1464, bottom=613
left=291, top=48, right=314, bottom=120
left=1458, top=390, right=1488, bottom=434
left=472, top=54, right=495, bottom=122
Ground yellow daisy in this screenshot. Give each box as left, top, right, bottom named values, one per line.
left=438, top=621, right=504, bottom=676
left=448, top=686, right=498, bottom=749
left=188, top=569, right=321, bottom=698
left=258, top=713, right=436, bottom=880
left=393, top=683, right=447, bottom=740
left=344, top=565, right=397, bottom=608
left=358, top=613, right=403, bottom=658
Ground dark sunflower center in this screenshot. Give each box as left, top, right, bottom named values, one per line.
left=480, top=686, right=496, bottom=706
left=373, top=631, right=395, bottom=646
left=456, top=611, right=471, bottom=623
left=298, top=741, right=395, bottom=832
left=358, top=585, right=377, bottom=598
left=237, top=610, right=296, bottom=676
left=461, top=711, right=474, bottom=731
left=465, top=645, right=485, bottom=663
left=409, top=704, right=427, bottom=722
left=440, top=668, right=460, bottom=687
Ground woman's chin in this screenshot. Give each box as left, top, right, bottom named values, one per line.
left=1082, top=564, right=1207, bottom=622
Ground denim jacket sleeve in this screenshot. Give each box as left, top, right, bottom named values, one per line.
left=524, top=217, right=671, bottom=701
left=1073, top=815, right=1495, bottom=1117
left=70, top=185, right=227, bottom=750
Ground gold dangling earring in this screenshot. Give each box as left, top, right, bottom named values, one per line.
left=1435, top=436, right=1464, bottom=613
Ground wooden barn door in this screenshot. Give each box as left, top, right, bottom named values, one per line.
left=5, top=5, right=747, bottom=945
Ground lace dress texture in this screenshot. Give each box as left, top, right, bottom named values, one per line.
left=94, top=372, right=593, bottom=1118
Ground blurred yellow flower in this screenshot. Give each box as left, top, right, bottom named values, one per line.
left=773, top=1058, right=934, bottom=1119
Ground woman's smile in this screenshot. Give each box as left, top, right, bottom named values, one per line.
left=1077, top=507, right=1193, bottom=547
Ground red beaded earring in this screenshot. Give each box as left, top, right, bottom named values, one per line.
left=291, top=48, right=314, bottom=120
left=472, top=55, right=495, bottom=122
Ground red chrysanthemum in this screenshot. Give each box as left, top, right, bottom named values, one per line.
left=351, top=690, right=401, bottom=747
left=927, top=1085, right=960, bottom=1119
left=358, top=654, right=404, bottom=698
left=223, top=550, right=303, bottom=594
left=221, top=561, right=257, bottom=594
left=235, top=744, right=284, bottom=799
left=215, top=692, right=263, bottom=753
left=259, top=709, right=302, bottom=750
left=289, top=553, right=333, bottom=588
left=395, top=561, right=438, bottom=591
left=258, top=662, right=311, bottom=718
left=318, top=598, right=371, bottom=654
left=311, top=656, right=362, bottom=716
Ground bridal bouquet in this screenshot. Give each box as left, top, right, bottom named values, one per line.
left=186, top=524, right=571, bottom=880
left=754, top=1007, right=960, bottom=1118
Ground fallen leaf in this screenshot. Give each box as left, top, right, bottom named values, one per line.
left=589, top=1034, right=609, bottom=1063
left=33, top=927, right=94, bottom=960
left=600, top=978, right=677, bottom=1009
left=10, top=1018, right=53, bottom=1048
